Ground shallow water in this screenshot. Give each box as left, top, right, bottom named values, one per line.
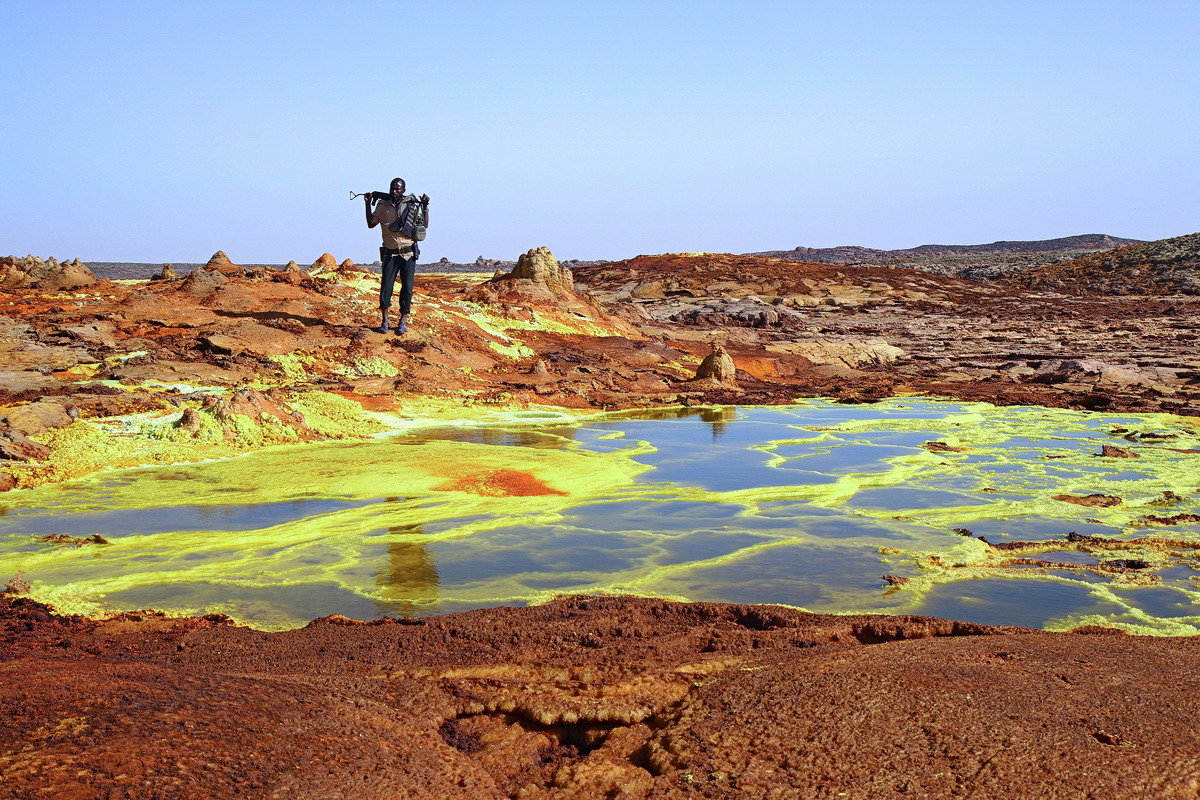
left=2, top=399, right=1198, bottom=632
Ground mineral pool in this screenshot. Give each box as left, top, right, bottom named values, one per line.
left=2, top=399, right=1198, bottom=633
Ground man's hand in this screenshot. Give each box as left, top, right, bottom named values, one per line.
left=364, top=194, right=375, bottom=205
left=419, top=194, right=430, bottom=205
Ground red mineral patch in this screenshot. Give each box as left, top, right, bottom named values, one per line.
left=730, top=356, right=778, bottom=379
left=328, top=391, right=400, bottom=412
left=435, top=468, right=567, bottom=497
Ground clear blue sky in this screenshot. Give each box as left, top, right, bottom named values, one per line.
left=2, top=1, right=1198, bottom=264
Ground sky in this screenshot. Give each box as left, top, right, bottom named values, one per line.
left=2, top=1, right=1198, bottom=264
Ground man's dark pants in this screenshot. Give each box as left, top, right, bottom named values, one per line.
left=380, top=247, right=417, bottom=314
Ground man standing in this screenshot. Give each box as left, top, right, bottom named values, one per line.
left=364, top=177, right=429, bottom=333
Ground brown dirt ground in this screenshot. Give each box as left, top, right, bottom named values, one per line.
left=3, top=253, right=1200, bottom=797
left=3, top=594, right=1199, bottom=799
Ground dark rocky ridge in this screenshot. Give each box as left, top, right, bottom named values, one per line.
left=1008, top=231, right=1200, bottom=295
left=746, top=233, right=1144, bottom=281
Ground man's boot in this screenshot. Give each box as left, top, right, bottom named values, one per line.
left=397, top=313, right=409, bottom=335
left=373, top=310, right=389, bottom=334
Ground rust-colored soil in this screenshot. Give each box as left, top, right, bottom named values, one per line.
left=2, top=594, right=1199, bottom=799
left=435, top=468, right=568, bottom=497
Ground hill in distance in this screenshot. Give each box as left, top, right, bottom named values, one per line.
left=746, top=234, right=1144, bottom=281
left=1007, top=231, right=1200, bottom=295
left=750, top=234, right=1142, bottom=261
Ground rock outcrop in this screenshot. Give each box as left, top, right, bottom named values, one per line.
left=204, top=251, right=241, bottom=275
left=694, top=343, right=737, bottom=386
left=337, top=257, right=371, bottom=276
left=177, top=266, right=227, bottom=295
left=764, top=340, right=905, bottom=368
left=0, top=399, right=74, bottom=437
left=150, top=263, right=178, bottom=281
left=2, top=572, right=30, bottom=594
left=502, top=246, right=574, bottom=291
left=213, top=387, right=307, bottom=428
left=463, top=247, right=639, bottom=337
left=0, top=255, right=97, bottom=290
left=0, top=430, right=52, bottom=461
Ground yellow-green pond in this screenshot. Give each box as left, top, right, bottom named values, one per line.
left=2, top=399, right=1198, bottom=633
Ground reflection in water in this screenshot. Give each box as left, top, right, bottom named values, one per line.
left=699, top=406, right=736, bottom=440
left=375, top=525, right=439, bottom=617
left=397, top=426, right=578, bottom=450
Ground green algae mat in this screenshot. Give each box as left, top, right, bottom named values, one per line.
left=2, top=400, right=1198, bottom=633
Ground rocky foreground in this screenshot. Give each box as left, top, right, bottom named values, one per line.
left=3, top=594, right=1200, bottom=799
left=1, top=244, right=1200, bottom=797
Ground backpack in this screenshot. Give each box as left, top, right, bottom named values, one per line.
left=388, top=197, right=427, bottom=241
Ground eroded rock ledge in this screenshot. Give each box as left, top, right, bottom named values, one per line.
left=2, top=594, right=1198, bottom=799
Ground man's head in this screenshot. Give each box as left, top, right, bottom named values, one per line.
left=390, top=178, right=406, bottom=199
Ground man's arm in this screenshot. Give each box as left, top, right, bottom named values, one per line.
left=420, top=194, right=430, bottom=226
left=365, top=195, right=378, bottom=228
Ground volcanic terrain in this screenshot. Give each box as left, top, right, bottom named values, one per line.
left=2, top=238, right=1200, bottom=798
